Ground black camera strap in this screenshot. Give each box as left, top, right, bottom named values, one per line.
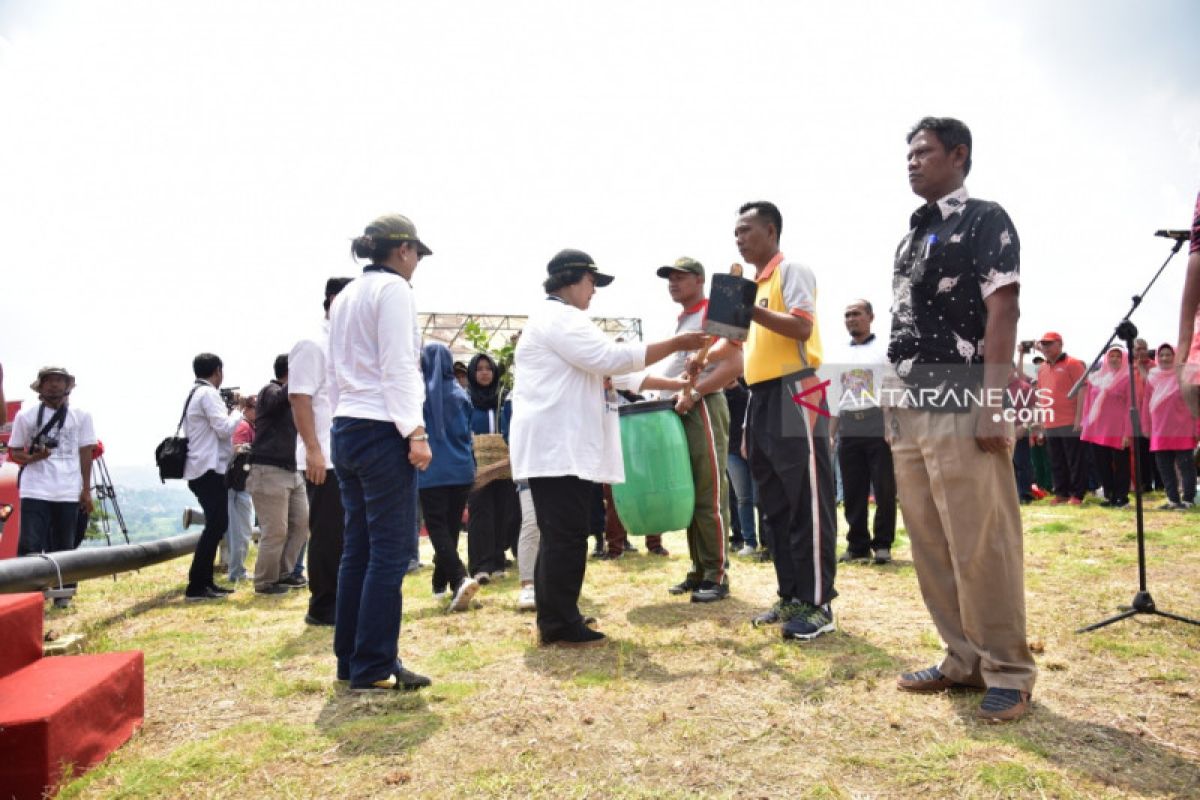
left=34, top=403, right=68, bottom=443
left=17, top=403, right=69, bottom=490
left=177, top=383, right=204, bottom=436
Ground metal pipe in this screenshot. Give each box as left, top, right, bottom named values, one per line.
left=0, top=532, right=200, bottom=594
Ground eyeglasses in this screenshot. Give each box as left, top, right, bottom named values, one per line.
left=1038, top=340, right=1058, bottom=346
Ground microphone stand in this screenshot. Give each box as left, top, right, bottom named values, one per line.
left=1076, top=237, right=1200, bottom=633
left=1067, top=237, right=1184, bottom=401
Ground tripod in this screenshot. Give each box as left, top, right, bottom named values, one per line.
left=90, top=453, right=130, bottom=547
left=1075, top=238, right=1200, bottom=632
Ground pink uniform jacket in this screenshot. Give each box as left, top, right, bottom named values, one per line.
left=1140, top=367, right=1197, bottom=452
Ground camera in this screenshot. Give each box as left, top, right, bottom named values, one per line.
left=1018, top=340, right=1035, bottom=354
left=29, top=434, right=60, bottom=454
left=219, top=387, right=240, bottom=412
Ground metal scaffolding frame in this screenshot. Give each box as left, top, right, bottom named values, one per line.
left=420, top=313, right=643, bottom=357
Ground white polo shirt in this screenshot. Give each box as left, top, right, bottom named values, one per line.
left=327, top=269, right=424, bottom=437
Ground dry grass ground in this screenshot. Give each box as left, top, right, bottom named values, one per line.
left=45, top=497, right=1200, bottom=799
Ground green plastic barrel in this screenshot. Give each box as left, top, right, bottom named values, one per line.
left=611, top=399, right=694, bottom=535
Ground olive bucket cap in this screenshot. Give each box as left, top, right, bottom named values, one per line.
left=31, top=366, right=76, bottom=392
left=364, top=214, right=433, bottom=257
left=656, top=256, right=705, bottom=279
left=547, top=249, right=614, bottom=287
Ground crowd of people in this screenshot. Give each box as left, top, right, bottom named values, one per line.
left=7, top=115, right=1200, bottom=725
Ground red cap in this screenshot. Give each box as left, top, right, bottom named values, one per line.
left=1039, top=331, right=1063, bottom=343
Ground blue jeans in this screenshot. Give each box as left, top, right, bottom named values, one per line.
left=291, top=542, right=307, bottom=578
left=332, top=417, right=419, bottom=685
left=226, top=489, right=254, bottom=581
left=725, top=451, right=758, bottom=548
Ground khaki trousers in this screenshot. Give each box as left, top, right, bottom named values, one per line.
left=248, top=464, right=310, bottom=590
left=890, top=407, right=1037, bottom=694
left=683, top=392, right=731, bottom=587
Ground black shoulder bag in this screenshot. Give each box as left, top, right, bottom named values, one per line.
left=155, top=384, right=201, bottom=483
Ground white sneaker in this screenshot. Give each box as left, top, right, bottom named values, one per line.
left=517, top=585, right=536, bottom=612
left=736, top=545, right=757, bottom=557
left=448, top=578, right=480, bottom=613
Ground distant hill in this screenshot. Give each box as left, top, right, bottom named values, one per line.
left=84, top=463, right=196, bottom=545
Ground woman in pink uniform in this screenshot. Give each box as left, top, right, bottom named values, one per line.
left=1141, top=344, right=1197, bottom=509
left=1081, top=346, right=1133, bottom=507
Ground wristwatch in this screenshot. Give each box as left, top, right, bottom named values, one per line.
left=409, top=433, right=429, bottom=442
left=688, top=389, right=702, bottom=403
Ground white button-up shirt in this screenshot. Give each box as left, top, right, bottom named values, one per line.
left=183, top=382, right=242, bottom=480
left=289, top=321, right=333, bottom=469
left=510, top=296, right=647, bottom=484
left=327, top=269, right=424, bottom=436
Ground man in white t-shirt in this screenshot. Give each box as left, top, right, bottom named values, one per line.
left=829, top=299, right=896, bottom=565
left=8, top=367, right=97, bottom=605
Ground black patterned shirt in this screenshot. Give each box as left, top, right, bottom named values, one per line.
left=887, top=186, right=1020, bottom=410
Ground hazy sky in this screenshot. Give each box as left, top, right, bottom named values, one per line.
left=2, top=0, right=1198, bottom=472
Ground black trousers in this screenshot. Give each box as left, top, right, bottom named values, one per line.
left=1046, top=429, right=1088, bottom=500
left=419, top=484, right=471, bottom=593
left=528, top=476, right=593, bottom=638
left=747, top=376, right=838, bottom=606
left=18, top=499, right=86, bottom=592
left=1156, top=450, right=1197, bottom=504
left=1012, top=434, right=1034, bottom=500
left=467, top=479, right=519, bottom=575
left=186, top=470, right=228, bottom=594
left=837, top=426, right=896, bottom=555
left=306, top=470, right=344, bottom=623
left=1091, top=443, right=1130, bottom=504
left=1137, top=436, right=1160, bottom=491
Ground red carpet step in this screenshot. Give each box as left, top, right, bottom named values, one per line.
left=0, top=593, right=144, bottom=799
left=0, top=593, right=42, bottom=679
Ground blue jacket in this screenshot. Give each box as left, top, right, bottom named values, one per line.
left=419, top=344, right=477, bottom=489
left=469, top=399, right=512, bottom=440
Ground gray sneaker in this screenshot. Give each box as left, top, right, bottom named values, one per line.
left=781, top=603, right=835, bottom=641
left=873, top=548, right=892, bottom=564
left=752, top=600, right=783, bottom=627
left=838, top=550, right=871, bottom=564
left=752, top=599, right=804, bottom=627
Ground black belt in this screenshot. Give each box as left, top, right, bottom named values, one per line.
left=840, top=407, right=882, bottom=422
left=747, top=368, right=818, bottom=390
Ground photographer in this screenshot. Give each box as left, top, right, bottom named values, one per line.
left=248, top=354, right=309, bottom=596
left=9, top=367, right=97, bottom=607
left=181, top=353, right=243, bottom=601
